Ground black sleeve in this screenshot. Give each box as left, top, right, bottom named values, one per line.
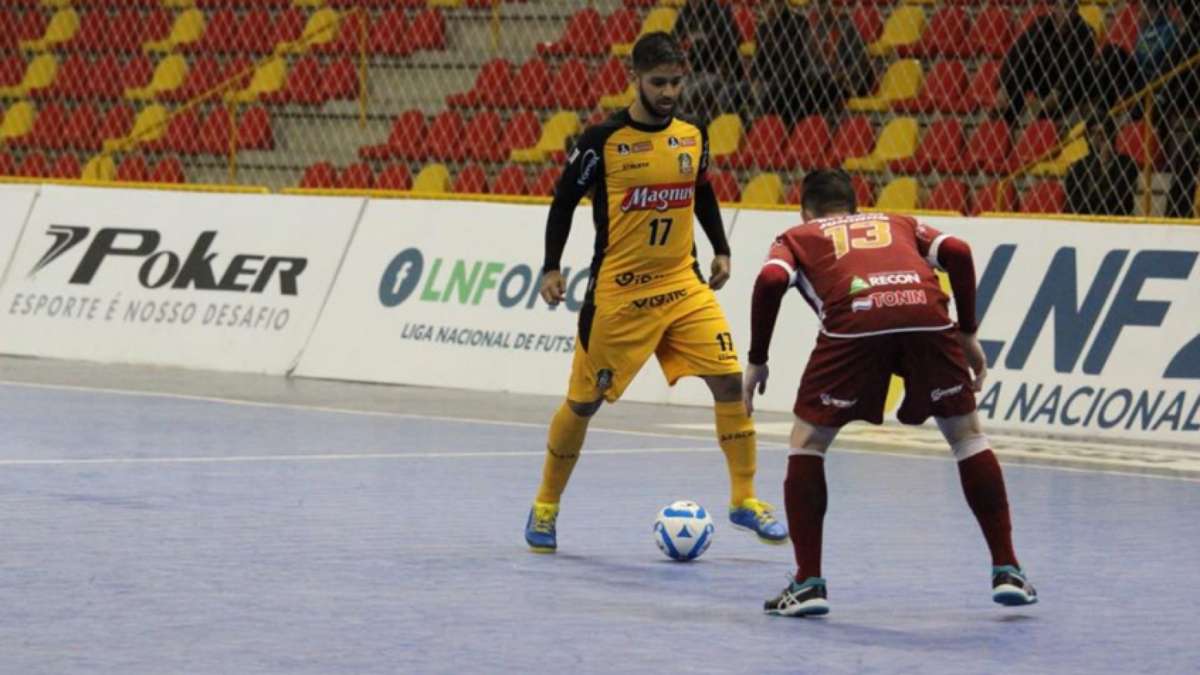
left=693, top=123, right=730, bottom=256
left=543, top=126, right=607, bottom=272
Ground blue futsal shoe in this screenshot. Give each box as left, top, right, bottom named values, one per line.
left=524, top=501, right=559, bottom=553
left=992, top=565, right=1038, bottom=606
left=764, top=576, right=830, bottom=617
left=729, top=498, right=788, bottom=544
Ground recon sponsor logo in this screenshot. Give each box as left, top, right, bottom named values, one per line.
left=619, top=183, right=695, bottom=212
left=615, top=271, right=655, bottom=287
left=868, top=270, right=921, bottom=286
left=631, top=288, right=687, bottom=309
left=931, top=384, right=964, bottom=402
left=33, top=226, right=307, bottom=295
left=820, top=393, right=857, bottom=408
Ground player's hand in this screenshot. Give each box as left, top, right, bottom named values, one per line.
left=743, top=362, right=768, bottom=416
left=956, top=331, right=988, bottom=392
left=709, top=255, right=731, bottom=290
left=539, top=270, right=566, bottom=305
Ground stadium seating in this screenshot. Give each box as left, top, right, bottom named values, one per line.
left=1020, top=181, right=1066, bottom=214
left=741, top=173, right=784, bottom=205
left=453, top=162, right=488, bottom=194
left=877, top=177, right=919, bottom=210
left=491, top=165, right=528, bottom=195
left=925, top=179, right=969, bottom=213
left=844, top=117, right=919, bottom=172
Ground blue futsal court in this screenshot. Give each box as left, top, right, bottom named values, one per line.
left=3, top=378, right=1198, bottom=674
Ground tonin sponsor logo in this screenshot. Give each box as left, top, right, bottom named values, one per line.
left=631, top=288, right=687, bottom=309
left=32, top=225, right=307, bottom=295
left=619, top=183, right=695, bottom=212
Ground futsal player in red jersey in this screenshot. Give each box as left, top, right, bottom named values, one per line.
left=744, top=170, right=1037, bottom=616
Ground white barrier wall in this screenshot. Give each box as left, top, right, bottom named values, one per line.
left=0, top=184, right=38, bottom=277
left=0, top=186, right=362, bottom=374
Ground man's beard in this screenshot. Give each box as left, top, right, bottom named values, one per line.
left=639, top=85, right=674, bottom=120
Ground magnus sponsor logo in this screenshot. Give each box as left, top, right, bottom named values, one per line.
left=32, top=226, right=307, bottom=295
left=631, top=288, right=687, bottom=309
left=379, top=247, right=591, bottom=312
left=619, top=183, right=695, bottom=212
left=868, top=270, right=921, bottom=286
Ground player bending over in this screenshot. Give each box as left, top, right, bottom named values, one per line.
left=744, top=170, right=1037, bottom=616
left=524, top=32, right=786, bottom=553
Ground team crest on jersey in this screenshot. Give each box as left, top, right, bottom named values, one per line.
left=678, top=153, right=693, bottom=175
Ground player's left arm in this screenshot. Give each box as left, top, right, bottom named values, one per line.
left=694, top=124, right=732, bottom=290
left=915, top=219, right=987, bottom=389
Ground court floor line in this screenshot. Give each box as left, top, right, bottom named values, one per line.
left=3, top=380, right=1197, bottom=483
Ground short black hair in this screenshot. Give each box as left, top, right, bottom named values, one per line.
left=631, top=32, right=686, bottom=73
left=801, top=170, right=857, bottom=216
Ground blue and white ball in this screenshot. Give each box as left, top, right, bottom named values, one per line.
left=653, top=500, right=715, bottom=562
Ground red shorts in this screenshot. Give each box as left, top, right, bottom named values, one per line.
left=793, top=329, right=976, bottom=428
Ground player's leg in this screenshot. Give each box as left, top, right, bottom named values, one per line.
left=764, top=418, right=839, bottom=617
left=655, top=286, right=784, bottom=543
left=936, top=412, right=1037, bottom=606
left=526, top=300, right=661, bottom=553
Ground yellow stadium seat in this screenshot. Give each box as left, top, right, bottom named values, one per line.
left=869, top=6, right=925, bottom=56
left=145, top=8, right=205, bottom=53
left=612, top=8, right=677, bottom=56
left=0, top=54, right=58, bottom=98
left=847, top=59, right=922, bottom=112
left=282, top=8, right=340, bottom=53
left=20, top=8, right=79, bottom=52
left=877, top=177, right=919, bottom=210
left=82, top=154, right=116, bottom=182
left=599, top=84, right=636, bottom=110
left=41, top=0, right=74, bottom=8
left=160, top=0, right=196, bottom=8
left=0, top=101, right=36, bottom=143
left=660, top=0, right=687, bottom=7
left=125, top=54, right=188, bottom=101
left=413, top=163, right=452, bottom=193
left=226, top=57, right=286, bottom=103
left=706, top=113, right=743, bottom=161
left=427, top=0, right=462, bottom=7
left=510, top=111, right=580, bottom=164
left=105, top=105, right=168, bottom=151
left=1078, top=5, right=1105, bottom=40
left=741, top=173, right=784, bottom=205
left=1032, top=122, right=1089, bottom=177
left=843, top=117, right=919, bottom=172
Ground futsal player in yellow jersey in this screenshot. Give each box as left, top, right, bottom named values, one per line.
left=524, top=32, right=786, bottom=552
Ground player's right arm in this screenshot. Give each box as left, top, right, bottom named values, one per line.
left=540, top=127, right=606, bottom=304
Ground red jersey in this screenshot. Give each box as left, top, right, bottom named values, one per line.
left=764, top=213, right=954, bottom=338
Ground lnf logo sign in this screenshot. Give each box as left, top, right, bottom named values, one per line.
left=378, top=247, right=590, bottom=311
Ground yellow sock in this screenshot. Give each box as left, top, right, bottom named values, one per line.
left=714, top=400, right=757, bottom=506
left=535, top=402, right=590, bottom=504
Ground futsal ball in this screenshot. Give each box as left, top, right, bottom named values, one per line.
left=653, top=500, right=715, bottom=562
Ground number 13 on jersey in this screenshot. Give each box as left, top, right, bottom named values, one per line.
left=823, top=220, right=892, bottom=259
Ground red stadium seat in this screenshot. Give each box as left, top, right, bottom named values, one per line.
left=426, top=110, right=466, bottom=162
left=143, top=9, right=174, bottom=49
left=891, top=118, right=964, bottom=174
left=49, top=154, right=80, bottom=179
left=69, top=10, right=108, bottom=52
left=966, top=118, right=1012, bottom=175
left=188, top=9, right=237, bottom=53
left=852, top=175, right=874, bottom=208
left=447, top=58, right=513, bottom=108
left=116, top=154, right=150, bottom=182
left=1011, top=119, right=1059, bottom=173
left=592, top=56, right=627, bottom=102
left=266, top=55, right=322, bottom=105
left=967, top=60, right=1002, bottom=112
left=513, top=58, right=552, bottom=109
left=491, top=165, right=528, bottom=195
left=925, top=179, right=968, bottom=213
left=36, top=54, right=89, bottom=100
left=376, top=163, right=413, bottom=191
left=464, top=111, right=506, bottom=162
left=370, top=10, right=413, bottom=57
left=894, top=60, right=968, bottom=114
left=22, top=103, right=67, bottom=150
left=61, top=103, right=100, bottom=150
left=1116, top=121, right=1162, bottom=169
left=235, top=9, right=275, bottom=54
left=1021, top=180, right=1066, bottom=214
left=97, top=103, right=135, bottom=143
left=410, top=9, right=446, bottom=51
left=272, top=8, right=305, bottom=48
left=236, top=105, right=273, bottom=150
left=899, top=6, right=967, bottom=57
left=851, top=5, right=883, bottom=43
left=300, top=161, right=337, bottom=189
left=830, top=115, right=875, bottom=166
left=198, top=106, right=233, bottom=154
left=551, top=59, right=595, bottom=109
left=502, top=111, right=541, bottom=154
left=339, top=162, right=374, bottom=190
left=149, top=156, right=185, bottom=184
left=733, top=5, right=757, bottom=46
left=0, top=56, right=24, bottom=88
left=1107, top=3, right=1139, bottom=54
left=972, top=181, right=1017, bottom=214
left=603, top=9, right=639, bottom=49
left=538, top=8, right=605, bottom=57
left=171, top=55, right=221, bottom=102
left=322, top=57, right=358, bottom=102
left=453, top=163, right=488, bottom=194
left=121, top=54, right=155, bottom=95
left=725, top=114, right=788, bottom=170
left=532, top=165, right=562, bottom=196
left=0, top=151, right=14, bottom=176
left=17, top=152, right=49, bottom=178
left=152, top=107, right=200, bottom=154
left=971, top=5, right=1014, bottom=58
left=360, top=110, right=426, bottom=161
left=788, top=115, right=833, bottom=169
left=708, top=170, right=740, bottom=202
left=320, top=10, right=366, bottom=55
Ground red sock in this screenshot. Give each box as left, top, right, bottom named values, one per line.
left=957, top=450, right=1019, bottom=567
left=784, top=454, right=827, bottom=581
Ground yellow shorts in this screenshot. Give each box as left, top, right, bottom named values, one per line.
left=567, top=283, right=742, bottom=403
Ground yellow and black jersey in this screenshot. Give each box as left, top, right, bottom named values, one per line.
left=543, top=110, right=730, bottom=304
